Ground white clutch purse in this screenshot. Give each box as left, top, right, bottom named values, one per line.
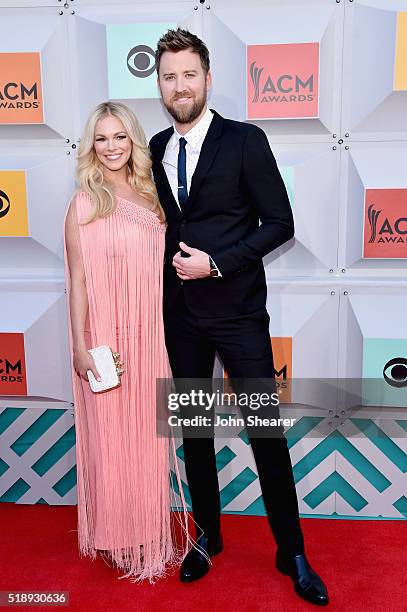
left=87, top=345, right=124, bottom=393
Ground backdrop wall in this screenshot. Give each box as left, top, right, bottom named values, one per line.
left=0, top=0, right=406, bottom=519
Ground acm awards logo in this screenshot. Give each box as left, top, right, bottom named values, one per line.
left=383, top=357, right=407, bottom=388
left=249, top=61, right=315, bottom=105
left=364, top=189, right=407, bottom=258
left=0, top=190, right=11, bottom=218
left=367, top=205, right=407, bottom=244
left=0, top=81, right=40, bottom=110
left=247, top=43, right=319, bottom=120
left=0, top=53, right=43, bottom=123
left=272, top=337, right=292, bottom=403
left=0, top=333, right=27, bottom=395
left=0, top=357, right=24, bottom=383
left=224, top=337, right=292, bottom=403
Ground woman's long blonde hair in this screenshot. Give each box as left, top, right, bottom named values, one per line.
left=76, top=101, right=165, bottom=223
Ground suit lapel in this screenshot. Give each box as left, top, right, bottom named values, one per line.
left=152, top=110, right=224, bottom=217
left=182, top=110, right=223, bottom=216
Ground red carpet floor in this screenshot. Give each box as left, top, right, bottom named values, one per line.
left=0, top=503, right=405, bottom=612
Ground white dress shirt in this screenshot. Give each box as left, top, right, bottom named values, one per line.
left=162, top=106, right=222, bottom=276
left=162, top=106, right=214, bottom=205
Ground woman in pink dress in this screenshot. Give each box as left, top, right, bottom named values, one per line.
left=63, top=101, right=189, bottom=582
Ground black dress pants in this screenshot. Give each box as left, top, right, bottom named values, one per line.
left=164, top=291, right=304, bottom=556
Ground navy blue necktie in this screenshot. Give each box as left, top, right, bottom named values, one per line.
left=177, top=137, right=188, bottom=209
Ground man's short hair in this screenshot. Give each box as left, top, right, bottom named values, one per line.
left=156, top=28, right=210, bottom=75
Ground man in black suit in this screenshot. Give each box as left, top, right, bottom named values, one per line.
left=150, top=28, right=328, bottom=605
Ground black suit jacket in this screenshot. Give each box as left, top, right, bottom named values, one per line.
left=149, top=110, right=294, bottom=318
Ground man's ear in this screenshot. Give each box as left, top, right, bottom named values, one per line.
left=206, top=70, right=212, bottom=90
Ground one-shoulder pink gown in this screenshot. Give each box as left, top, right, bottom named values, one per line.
left=63, top=192, right=188, bottom=582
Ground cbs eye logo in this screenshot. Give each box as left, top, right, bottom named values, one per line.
left=383, top=357, right=407, bottom=388
left=0, top=190, right=11, bottom=218
left=127, top=45, right=156, bottom=78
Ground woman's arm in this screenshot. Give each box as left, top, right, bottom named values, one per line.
left=65, top=200, right=100, bottom=381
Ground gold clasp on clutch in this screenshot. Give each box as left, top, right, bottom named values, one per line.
left=112, top=351, right=124, bottom=377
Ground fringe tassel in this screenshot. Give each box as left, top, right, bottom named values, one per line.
left=63, top=193, right=193, bottom=583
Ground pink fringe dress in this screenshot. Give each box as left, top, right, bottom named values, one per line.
left=63, top=191, right=189, bottom=582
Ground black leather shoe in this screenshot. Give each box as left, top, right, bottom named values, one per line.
left=276, top=550, right=329, bottom=606
left=180, top=533, right=223, bottom=583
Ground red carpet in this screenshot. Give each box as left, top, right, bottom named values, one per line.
left=0, top=503, right=405, bottom=611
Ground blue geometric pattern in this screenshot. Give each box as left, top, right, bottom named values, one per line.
left=1, top=407, right=406, bottom=519
left=171, top=415, right=407, bottom=519
left=303, top=472, right=368, bottom=512
left=0, top=406, right=77, bottom=504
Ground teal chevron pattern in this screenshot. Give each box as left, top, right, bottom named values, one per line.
left=0, top=407, right=77, bottom=504
left=303, top=471, right=368, bottom=511
left=293, top=430, right=392, bottom=492
left=171, top=415, right=407, bottom=518
left=1, top=407, right=406, bottom=518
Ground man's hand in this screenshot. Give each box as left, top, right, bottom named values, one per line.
left=172, top=242, right=211, bottom=280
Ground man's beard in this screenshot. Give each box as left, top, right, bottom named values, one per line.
left=164, top=88, right=207, bottom=124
